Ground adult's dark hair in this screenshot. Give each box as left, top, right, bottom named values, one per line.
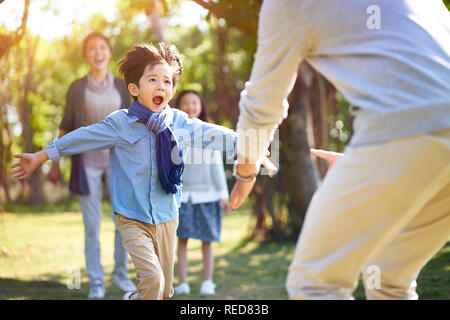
left=82, top=31, right=112, bottom=58
left=118, top=42, right=183, bottom=91
left=174, top=90, right=208, bottom=122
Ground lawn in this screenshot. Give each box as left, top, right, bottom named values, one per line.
left=0, top=203, right=448, bottom=300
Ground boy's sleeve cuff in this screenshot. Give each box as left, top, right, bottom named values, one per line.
left=45, top=138, right=61, bottom=162
left=226, top=133, right=238, bottom=160
left=218, top=189, right=229, bottom=200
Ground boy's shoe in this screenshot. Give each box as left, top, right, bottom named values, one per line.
left=174, top=282, right=190, bottom=295
left=199, top=280, right=216, bottom=295
left=123, top=291, right=138, bottom=300
left=88, top=281, right=106, bottom=299
left=111, top=274, right=137, bottom=293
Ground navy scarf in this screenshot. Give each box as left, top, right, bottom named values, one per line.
left=129, top=101, right=184, bottom=194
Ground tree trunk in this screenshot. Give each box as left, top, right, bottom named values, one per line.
left=147, top=0, right=165, bottom=42
left=311, top=76, right=331, bottom=177
left=0, top=120, right=4, bottom=211
left=0, top=96, right=13, bottom=211
left=250, top=177, right=269, bottom=240
left=279, top=65, right=318, bottom=234
left=250, top=63, right=323, bottom=239
left=214, top=24, right=232, bottom=124
left=250, top=174, right=284, bottom=241
left=19, top=44, right=43, bottom=205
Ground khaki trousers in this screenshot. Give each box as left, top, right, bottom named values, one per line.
left=116, top=214, right=179, bottom=300
left=286, top=129, right=450, bottom=299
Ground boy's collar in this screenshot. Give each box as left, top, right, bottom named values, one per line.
left=127, top=105, right=173, bottom=123
left=127, top=112, right=140, bottom=123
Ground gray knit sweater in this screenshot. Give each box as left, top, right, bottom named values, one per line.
left=237, top=0, right=450, bottom=161
left=181, top=148, right=229, bottom=204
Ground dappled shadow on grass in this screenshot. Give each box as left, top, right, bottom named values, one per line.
left=172, top=239, right=296, bottom=300
left=171, top=237, right=369, bottom=300
left=216, top=241, right=295, bottom=299
left=0, top=276, right=84, bottom=300
left=354, top=242, right=450, bottom=300
left=0, top=268, right=137, bottom=300
left=416, top=242, right=449, bottom=300
left=172, top=240, right=450, bottom=300
left=1, top=237, right=447, bottom=300
left=3, top=200, right=113, bottom=215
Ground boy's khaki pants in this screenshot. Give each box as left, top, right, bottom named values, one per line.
left=286, top=128, right=450, bottom=299
left=116, top=214, right=179, bottom=300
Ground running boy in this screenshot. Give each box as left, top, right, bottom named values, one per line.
left=11, top=42, right=241, bottom=300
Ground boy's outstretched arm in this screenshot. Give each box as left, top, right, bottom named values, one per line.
left=11, top=116, right=120, bottom=180
left=10, top=150, right=49, bottom=180
left=177, top=115, right=238, bottom=159
left=48, top=129, right=68, bottom=184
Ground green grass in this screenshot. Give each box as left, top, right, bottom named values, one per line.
left=0, top=204, right=448, bottom=300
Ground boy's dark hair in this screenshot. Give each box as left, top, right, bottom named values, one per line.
left=175, top=90, right=208, bottom=122
left=118, top=42, right=183, bottom=90
left=82, top=32, right=112, bottom=57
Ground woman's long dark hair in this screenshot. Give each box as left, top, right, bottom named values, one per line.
left=174, top=90, right=208, bottom=122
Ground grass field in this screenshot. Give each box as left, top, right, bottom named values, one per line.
left=0, top=203, right=448, bottom=300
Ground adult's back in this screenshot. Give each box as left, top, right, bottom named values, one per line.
left=238, top=0, right=450, bottom=154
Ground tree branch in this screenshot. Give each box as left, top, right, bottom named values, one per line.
left=191, top=0, right=214, bottom=11
left=0, top=0, right=30, bottom=58
left=191, top=0, right=225, bottom=18
left=16, top=0, right=30, bottom=38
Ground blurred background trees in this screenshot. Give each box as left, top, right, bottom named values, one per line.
left=1, top=0, right=448, bottom=239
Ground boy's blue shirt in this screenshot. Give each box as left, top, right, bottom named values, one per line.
left=45, top=107, right=237, bottom=225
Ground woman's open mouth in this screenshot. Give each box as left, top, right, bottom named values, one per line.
left=153, top=95, right=164, bottom=106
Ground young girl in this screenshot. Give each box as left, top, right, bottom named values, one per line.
left=174, top=90, right=231, bottom=295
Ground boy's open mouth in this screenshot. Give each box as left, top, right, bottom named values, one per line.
left=153, top=95, right=164, bottom=106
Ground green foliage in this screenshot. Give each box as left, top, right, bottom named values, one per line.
left=168, top=24, right=217, bottom=102
left=444, top=0, right=450, bottom=10
left=1, top=3, right=157, bottom=194
left=328, top=93, right=353, bottom=153
left=1, top=0, right=264, bottom=205
left=5, top=0, right=444, bottom=204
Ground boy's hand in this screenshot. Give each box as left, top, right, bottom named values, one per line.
left=10, top=150, right=49, bottom=180
left=48, top=162, right=61, bottom=185
left=310, top=148, right=344, bottom=169
left=220, top=199, right=231, bottom=214
left=230, top=153, right=277, bottom=210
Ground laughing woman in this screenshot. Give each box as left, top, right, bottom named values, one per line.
left=47, top=32, right=136, bottom=299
